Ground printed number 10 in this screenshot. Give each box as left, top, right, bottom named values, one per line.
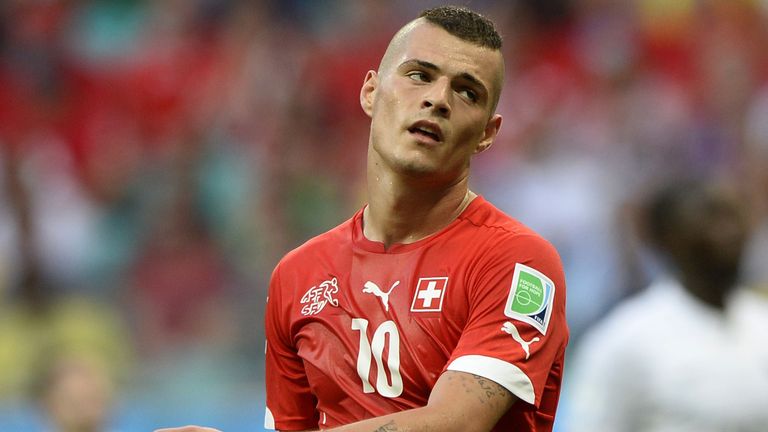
left=351, top=318, right=403, bottom=398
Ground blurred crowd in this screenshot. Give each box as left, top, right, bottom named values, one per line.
left=0, top=0, right=766, bottom=430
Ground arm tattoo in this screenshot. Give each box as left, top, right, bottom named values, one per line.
left=472, top=374, right=510, bottom=404
left=371, top=420, right=398, bottom=432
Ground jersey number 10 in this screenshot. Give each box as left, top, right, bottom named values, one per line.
left=351, top=318, right=404, bottom=398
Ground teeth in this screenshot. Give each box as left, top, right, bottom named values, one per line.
left=410, top=124, right=440, bottom=141
left=416, top=127, right=437, bottom=139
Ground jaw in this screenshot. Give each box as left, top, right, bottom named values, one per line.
left=368, top=143, right=472, bottom=192
left=367, top=115, right=476, bottom=186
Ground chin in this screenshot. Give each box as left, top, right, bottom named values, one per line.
left=394, top=160, right=440, bottom=177
left=707, top=267, right=740, bottom=290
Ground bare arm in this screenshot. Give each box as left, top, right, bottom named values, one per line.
left=327, top=370, right=516, bottom=432
left=154, top=370, right=515, bottom=432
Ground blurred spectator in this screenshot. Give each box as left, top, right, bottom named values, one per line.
left=126, top=138, right=244, bottom=362
left=0, top=270, right=132, bottom=412
left=742, top=84, right=768, bottom=293
left=36, top=353, right=118, bottom=432
left=565, top=178, right=768, bottom=431
left=0, top=97, right=131, bottom=406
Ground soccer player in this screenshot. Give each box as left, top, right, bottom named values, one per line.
left=158, top=6, right=568, bottom=432
left=567, top=179, right=768, bottom=431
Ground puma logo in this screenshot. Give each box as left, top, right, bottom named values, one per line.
left=362, top=280, right=400, bottom=312
left=501, top=321, right=540, bottom=360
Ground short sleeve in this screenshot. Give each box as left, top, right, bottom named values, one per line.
left=264, top=263, right=319, bottom=431
left=445, top=233, right=568, bottom=407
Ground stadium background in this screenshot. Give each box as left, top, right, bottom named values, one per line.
left=0, top=0, right=766, bottom=430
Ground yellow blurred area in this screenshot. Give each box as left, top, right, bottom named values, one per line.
left=0, top=297, right=131, bottom=400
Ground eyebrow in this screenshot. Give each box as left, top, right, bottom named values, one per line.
left=400, top=59, right=488, bottom=96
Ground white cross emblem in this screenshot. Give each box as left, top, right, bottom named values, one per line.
left=418, top=281, right=442, bottom=307
left=410, top=277, right=448, bottom=312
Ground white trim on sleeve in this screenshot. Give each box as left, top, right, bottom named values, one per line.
left=447, top=354, right=535, bottom=405
left=264, top=406, right=275, bottom=430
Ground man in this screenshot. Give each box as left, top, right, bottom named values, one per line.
left=567, top=179, right=768, bottom=431
left=38, top=354, right=118, bottom=432
left=158, top=6, right=568, bottom=432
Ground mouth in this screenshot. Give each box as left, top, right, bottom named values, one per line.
left=408, top=120, right=443, bottom=143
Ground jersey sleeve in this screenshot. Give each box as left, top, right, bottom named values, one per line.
left=264, top=263, right=319, bottom=431
left=445, top=233, right=568, bottom=408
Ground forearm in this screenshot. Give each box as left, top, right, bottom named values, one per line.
left=325, top=372, right=514, bottom=432
left=324, top=405, right=462, bottom=432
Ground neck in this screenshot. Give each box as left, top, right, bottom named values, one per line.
left=363, top=164, right=475, bottom=250
left=680, top=271, right=735, bottom=311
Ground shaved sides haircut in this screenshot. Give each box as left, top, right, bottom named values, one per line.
left=419, top=6, right=502, bottom=50
left=376, top=6, right=506, bottom=113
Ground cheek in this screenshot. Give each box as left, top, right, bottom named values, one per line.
left=372, top=89, right=398, bottom=124
left=454, top=116, right=488, bottom=146
left=372, top=91, right=408, bottom=137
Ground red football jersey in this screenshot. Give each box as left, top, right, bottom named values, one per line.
left=265, top=196, right=568, bottom=431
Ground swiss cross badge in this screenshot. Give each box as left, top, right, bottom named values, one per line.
left=410, top=277, right=448, bottom=312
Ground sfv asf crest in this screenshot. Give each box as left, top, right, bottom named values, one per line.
left=300, top=277, right=339, bottom=316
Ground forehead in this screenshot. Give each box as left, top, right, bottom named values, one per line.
left=389, top=21, right=503, bottom=90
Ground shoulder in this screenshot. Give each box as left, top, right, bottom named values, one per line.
left=731, top=287, right=768, bottom=336
left=569, top=281, right=683, bottom=406
left=460, top=197, right=563, bottom=276
left=452, top=199, right=565, bottom=318
left=578, top=281, right=677, bottom=353
left=276, top=213, right=356, bottom=272
left=460, top=196, right=535, bottom=237
left=267, top=214, right=356, bottom=311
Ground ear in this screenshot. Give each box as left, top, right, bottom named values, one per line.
left=474, top=114, right=502, bottom=154
left=360, top=70, right=378, bottom=118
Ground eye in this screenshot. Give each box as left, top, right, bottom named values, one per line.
left=458, top=88, right=478, bottom=103
left=407, top=71, right=429, bottom=82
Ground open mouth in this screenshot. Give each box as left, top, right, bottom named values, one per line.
left=408, top=122, right=443, bottom=142
left=409, top=127, right=440, bottom=141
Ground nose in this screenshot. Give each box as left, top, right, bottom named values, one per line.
left=421, top=78, right=451, bottom=118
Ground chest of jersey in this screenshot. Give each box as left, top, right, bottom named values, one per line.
left=289, top=242, right=475, bottom=418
